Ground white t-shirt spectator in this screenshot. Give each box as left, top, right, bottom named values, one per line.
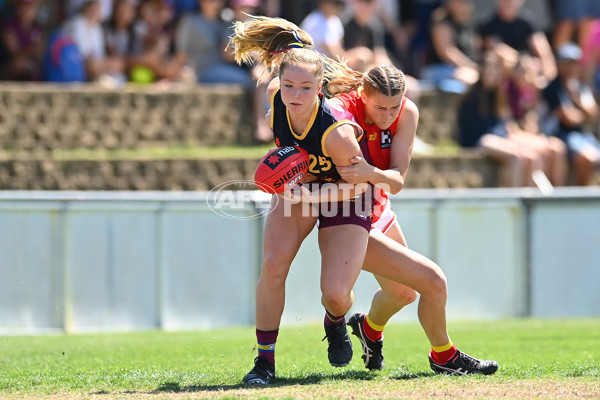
left=63, top=15, right=106, bottom=60
left=68, top=0, right=113, bottom=22
left=300, top=10, right=344, bottom=57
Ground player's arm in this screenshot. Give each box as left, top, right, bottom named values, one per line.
left=283, top=124, right=367, bottom=203
left=318, top=124, right=369, bottom=202
left=374, top=99, right=418, bottom=194
left=337, top=99, right=419, bottom=194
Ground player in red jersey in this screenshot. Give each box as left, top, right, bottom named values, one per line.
left=326, top=63, right=499, bottom=375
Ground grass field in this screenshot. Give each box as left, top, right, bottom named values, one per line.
left=1, top=319, right=599, bottom=399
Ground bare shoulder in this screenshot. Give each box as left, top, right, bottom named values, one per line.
left=402, top=98, right=419, bottom=120
left=396, top=98, right=419, bottom=128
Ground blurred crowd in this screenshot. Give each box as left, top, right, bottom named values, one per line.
left=1, top=0, right=600, bottom=185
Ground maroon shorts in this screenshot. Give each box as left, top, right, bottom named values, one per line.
left=317, top=191, right=373, bottom=232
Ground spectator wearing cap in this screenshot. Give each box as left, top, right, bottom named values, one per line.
left=542, top=42, right=600, bottom=185
left=0, top=0, right=44, bottom=80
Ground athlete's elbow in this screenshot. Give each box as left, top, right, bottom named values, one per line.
left=388, top=180, right=404, bottom=195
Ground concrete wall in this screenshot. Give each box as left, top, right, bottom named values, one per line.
left=1, top=188, right=599, bottom=334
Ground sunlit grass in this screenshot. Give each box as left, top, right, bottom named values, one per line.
left=0, top=319, right=598, bottom=398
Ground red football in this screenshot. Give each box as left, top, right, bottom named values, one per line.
left=254, top=146, right=311, bottom=194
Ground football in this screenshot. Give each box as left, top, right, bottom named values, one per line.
left=254, top=146, right=311, bottom=194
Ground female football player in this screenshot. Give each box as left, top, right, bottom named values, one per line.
left=326, top=62, right=499, bottom=375
left=229, top=15, right=375, bottom=384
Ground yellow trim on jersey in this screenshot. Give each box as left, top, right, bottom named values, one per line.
left=287, top=97, right=319, bottom=141
left=366, top=314, right=385, bottom=331
left=432, top=341, right=454, bottom=353
left=321, top=121, right=364, bottom=158
left=268, top=88, right=278, bottom=129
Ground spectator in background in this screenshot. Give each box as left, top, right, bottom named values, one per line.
left=103, top=0, right=136, bottom=60
left=340, top=0, right=423, bottom=141
left=176, top=0, right=251, bottom=85
left=405, top=0, right=442, bottom=78
left=300, top=0, right=346, bottom=59
left=458, top=51, right=550, bottom=187
left=581, top=18, right=600, bottom=97
left=479, top=0, right=556, bottom=85
left=224, top=0, right=274, bottom=142
left=552, top=0, right=600, bottom=51
left=128, top=0, right=186, bottom=83
left=504, top=53, right=568, bottom=186
left=279, top=0, right=319, bottom=26
left=131, top=0, right=165, bottom=57
left=172, top=0, right=199, bottom=19
left=67, top=0, right=113, bottom=22
left=371, top=0, right=408, bottom=70
left=342, top=0, right=395, bottom=72
left=0, top=0, right=44, bottom=81
left=420, top=0, right=480, bottom=94
left=542, top=42, right=600, bottom=186
left=62, top=0, right=126, bottom=82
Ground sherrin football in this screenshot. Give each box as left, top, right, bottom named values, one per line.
left=254, top=146, right=310, bottom=194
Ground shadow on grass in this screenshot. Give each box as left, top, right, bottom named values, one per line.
left=152, top=369, right=431, bottom=394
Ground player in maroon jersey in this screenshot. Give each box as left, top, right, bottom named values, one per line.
left=229, top=15, right=376, bottom=384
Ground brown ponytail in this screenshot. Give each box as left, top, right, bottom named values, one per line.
left=326, top=63, right=407, bottom=99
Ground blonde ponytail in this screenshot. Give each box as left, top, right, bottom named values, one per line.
left=228, top=15, right=318, bottom=83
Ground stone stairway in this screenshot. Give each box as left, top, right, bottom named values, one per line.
left=0, top=82, right=505, bottom=190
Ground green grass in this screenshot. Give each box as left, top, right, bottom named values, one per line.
left=1, top=319, right=599, bottom=399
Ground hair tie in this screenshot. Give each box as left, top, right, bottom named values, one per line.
left=269, top=41, right=305, bottom=55
left=292, top=30, right=302, bottom=44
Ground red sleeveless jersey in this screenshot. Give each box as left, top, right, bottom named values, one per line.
left=336, top=90, right=406, bottom=170
left=336, top=90, right=407, bottom=225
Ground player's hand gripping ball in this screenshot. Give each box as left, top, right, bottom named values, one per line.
left=254, top=146, right=311, bottom=194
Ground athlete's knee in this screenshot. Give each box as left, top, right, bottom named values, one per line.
left=382, top=285, right=417, bottom=306
left=430, top=266, right=448, bottom=299
left=260, top=252, right=291, bottom=284
left=321, top=286, right=353, bottom=315
left=420, top=264, right=447, bottom=300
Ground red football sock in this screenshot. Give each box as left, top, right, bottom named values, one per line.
left=430, top=342, right=457, bottom=364
left=256, top=328, right=278, bottom=366
left=363, top=314, right=384, bottom=342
